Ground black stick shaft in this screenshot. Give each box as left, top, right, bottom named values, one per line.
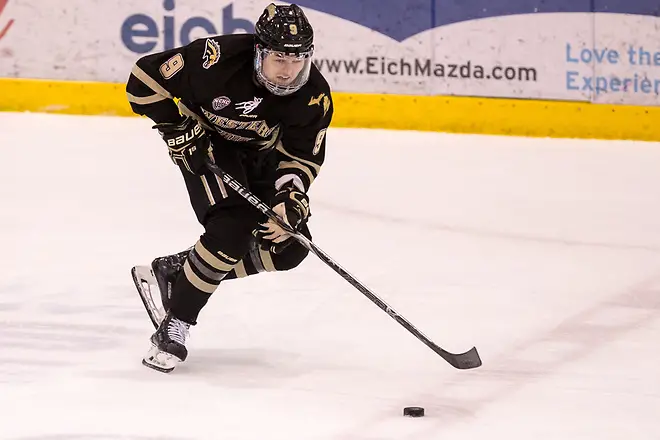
left=205, top=160, right=482, bottom=370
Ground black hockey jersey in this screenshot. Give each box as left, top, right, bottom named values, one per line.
left=126, top=34, right=333, bottom=192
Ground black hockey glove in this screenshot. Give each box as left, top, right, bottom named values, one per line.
left=255, top=182, right=310, bottom=254
left=154, top=116, right=210, bottom=175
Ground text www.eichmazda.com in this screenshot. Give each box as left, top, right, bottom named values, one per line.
left=313, top=56, right=537, bottom=82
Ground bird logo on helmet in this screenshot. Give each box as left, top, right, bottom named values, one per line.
left=253, top=3, right=315, bottom=96
left=266, top=3, right=277, bottom=20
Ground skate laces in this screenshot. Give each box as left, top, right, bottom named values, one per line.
left=167, top=317, right=190, bottom=345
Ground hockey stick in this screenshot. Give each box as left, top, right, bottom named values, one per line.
left=205, top=160, right=482, bottom=370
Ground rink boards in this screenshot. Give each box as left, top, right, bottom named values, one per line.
left=1, top=1, right=660, bottom=140
left=2, top=77, right=659, bottom=141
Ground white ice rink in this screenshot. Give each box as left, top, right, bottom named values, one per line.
left=1, top=112, right=659, bottom=440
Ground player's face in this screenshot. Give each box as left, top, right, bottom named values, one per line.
left=262, top=52, right=306, bottom=86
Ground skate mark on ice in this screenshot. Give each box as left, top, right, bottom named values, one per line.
left=0, top=320, right=138, bottom=379
left=11, top=435, right=191, bottom=440
left=316, top=201, right=660, bottom=253
left=340, top=272, right=660, bottom=437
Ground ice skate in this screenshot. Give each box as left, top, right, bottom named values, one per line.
left=131, top=249, right=189, bottom=328
left=142, top=311, right=191, bottom=373
left=150, top=249, right=190, bottom=312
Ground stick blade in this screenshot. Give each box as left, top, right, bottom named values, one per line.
left=445, top=346, right=482, bottom=369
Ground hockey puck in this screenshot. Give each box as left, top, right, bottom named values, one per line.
left=403, top=406, right=425, bottom=417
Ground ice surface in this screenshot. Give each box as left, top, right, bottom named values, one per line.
left=0, top=112, right=659, bottom=439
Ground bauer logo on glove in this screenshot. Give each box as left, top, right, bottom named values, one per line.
left=165, top=123, right=203, bottom=147
left=154, top=116, right=211, bottom=175
left=255, top=183, right=310, bottom=254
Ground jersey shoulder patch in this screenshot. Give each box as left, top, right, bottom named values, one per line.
left=202, top=38, right=221, bottom=69
left=307, top=92, right=331, bottom=118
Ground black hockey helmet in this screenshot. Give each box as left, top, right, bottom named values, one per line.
left=254, top=3, right=315, bottom=96
left=255, top=3, right=314, bottom=55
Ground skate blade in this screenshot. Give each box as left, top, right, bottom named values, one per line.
left=131, top=265, right=166, bottom=329
left=142, top=345, right=182, bottom=373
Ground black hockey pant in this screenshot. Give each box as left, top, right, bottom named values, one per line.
left=169, top=145, right=311, bottom=325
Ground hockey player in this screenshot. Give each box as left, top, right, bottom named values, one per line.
left=126, top=3, right=333, bottom=372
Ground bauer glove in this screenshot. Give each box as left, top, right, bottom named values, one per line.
left=255, top=182, right=310, bottom=254
left=154, top=116, right=210, bottom=175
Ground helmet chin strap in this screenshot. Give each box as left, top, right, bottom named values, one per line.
left=252, top=71, right=263, bottom=88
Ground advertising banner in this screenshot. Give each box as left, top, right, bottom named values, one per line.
left=0, top=0, right=659, bottom=105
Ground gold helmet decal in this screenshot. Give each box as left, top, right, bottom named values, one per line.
left=202, top=38, right=221, bottom=69
left=266, top=3, right=277, bottom=20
